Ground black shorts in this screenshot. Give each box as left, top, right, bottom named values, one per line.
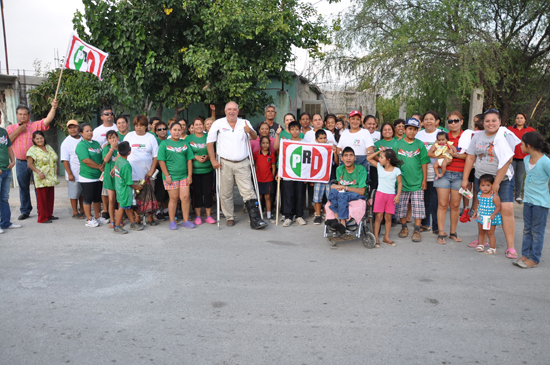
left=468, top=168, right=475, bottom=183
left=258, top=181, right=273, bottom=195
left=81, top=181, right=103, bottom=205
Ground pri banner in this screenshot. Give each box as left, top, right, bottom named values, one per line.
left=279, top=140, right=333, bottom=183
left=64, top=33, right=109, bottom=80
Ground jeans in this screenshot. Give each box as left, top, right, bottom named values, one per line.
left=522, top=203, right=549, bottom=264
left=511, top=159, right=525, bottom=199
left=328, top=189, right=364, bottom=220
left=422, top=181, right=438, bottom=229
left=0, top=169, right=13, bottom=229
left=15, top=159, right=33, bottom=215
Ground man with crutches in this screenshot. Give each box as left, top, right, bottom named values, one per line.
left=207, top=101, right=267, bottom=229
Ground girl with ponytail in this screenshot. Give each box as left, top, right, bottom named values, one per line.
left=515, top=132, right=550, bottom=268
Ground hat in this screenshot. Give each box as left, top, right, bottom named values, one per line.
left=348, top=110, right=362, bottom=119
left=405, top=117, right=420, bottom=128
left=66, top=120, right=79, bottom=127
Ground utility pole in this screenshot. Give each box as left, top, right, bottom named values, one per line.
left=1, top=0, right=8, bottom=74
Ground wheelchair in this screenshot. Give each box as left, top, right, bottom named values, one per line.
left=323, top=180, right=377, bottom=248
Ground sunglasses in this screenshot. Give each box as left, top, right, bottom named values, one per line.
left=484, top=108, right=499, bottom=114
left=102, top=112, right=113, bottom=116
left=447, top=119, right=461, bottom=124
left=156, top=128, right=167, bottom=131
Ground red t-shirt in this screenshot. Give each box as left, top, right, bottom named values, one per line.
left=508, top=126, right=536, bottom=159
left=253, top=151, right=275, bottom=182
left=446, top=130, right=465, bottom=172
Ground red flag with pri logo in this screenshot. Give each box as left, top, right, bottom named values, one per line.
left=64, top=33, right=109, bottom=80
left=278, top=140, right=333, bottom=183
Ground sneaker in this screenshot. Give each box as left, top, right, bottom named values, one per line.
left=114, top=226, right=128, bottom=234
left=85, top=218, right=99, bottom=228
left=516, top=197, right=523, bottom=204
left=205, top=216, right=216, bottom=224
left=398, top=226, right=409, bottom=238
left=96, top=216, right=109, bottom=225
left=313, top=215, right=322, bottom=225
left=283, top=218, right=292, bottom=227
left=194, top=217, right=203, bottom=225
left=7, top=224, right=22, bottom=229
left=169, top=221, right=178, bottom=230
left=346, top=218, right=358, bottom=230
left=130, top=223, right=144, bottom=231
left=181, top=221, right=196, bottom=229
left=0, top=227, right=3, bottom=233
left=269, top=218, right=277, bottom=224
left=155, top=211, right=166, bottom=221
left=412, top=230, right=422, bottom=242
left=296, top=217, right=307, bottom=225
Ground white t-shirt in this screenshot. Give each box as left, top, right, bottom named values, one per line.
left=59, top=135, right=83, bottom=181
left=416, top=129, right=439, bottom=182
left=370, top=130, right=381, bottom=144
left=123, top=132, right=159, bottom=180
left=337, top=129, right=375, bottom=156
left=206, top=117, right=254, bottom=161
left=93, top=124, right=118, bottom=147
left=303, top=129, right=336, bottom=145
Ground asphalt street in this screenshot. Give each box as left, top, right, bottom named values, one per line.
left=1, top=180, right=549, bottom=364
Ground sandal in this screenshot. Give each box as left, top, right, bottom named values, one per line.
left=109, top=222, right=115, bottom=229
left=72, top=214, right=84, bottom=219
left=419, top=226, right=431, bottom=232
left=476, top=244, right=485, bottom=252
left=484, top=248, right=497, bottom=255
left=374, top=243, right=380, bottom=248
left=432, top=230, right=447, bottom=237
left=468, top=240, right=489, bottom=248
left=506, top=248, right=518, bottom=259
left=437, top=235, right=446, bottom=245
left=382, top=238, right=396, bottom=246
left=448, top=233, right=462, bottom=242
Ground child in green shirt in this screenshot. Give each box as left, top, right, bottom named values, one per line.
left=114, top=141, right=144, bottom=234
left=102, top=130, right=119, bottom=227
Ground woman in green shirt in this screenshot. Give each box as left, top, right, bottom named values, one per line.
left=153, top=121, right=169, bottom=220
left=374, top=122, right=397, bottom=151
left=26, top=131, right=58, bottom=223
left=158, top=122, right=194, bottom=230
left=75, top=123, right=107, bottom=228
left=187, top=118, right=215, bottom=225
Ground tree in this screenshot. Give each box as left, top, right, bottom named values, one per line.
left=72, top=0, right=330, bottom=117
left=28, top=68, right=116, bottom=130
left=329, top=0, right=550, bottom=124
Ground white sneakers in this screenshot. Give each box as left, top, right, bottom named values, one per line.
left=282, top=218, right=292, bottom=227
left=0, top=227, right=3, bottom=234
left=96, top=217, right=109, bottom=225
left=0, top=224, right=22, bottom=233
left=85, top=218, right=99, bottom=227
left=296, top=217, right=307, bottom=225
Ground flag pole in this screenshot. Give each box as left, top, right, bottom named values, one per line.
left=54, top=67, right=64, bottom=100
left=276, top=177, right=280, bottom=226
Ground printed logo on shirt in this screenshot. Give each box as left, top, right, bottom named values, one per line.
left=0, top=135, right=8, bottom=145
left=221, top=128, right=233, bottom=133
left=475, top=141, right=495, bottom=163
left=114, top=167, right=121, bottom=179
left=166, top=145, right=188, bottom=153
left=338, top=174, right=357, bottom=186
left=189, top=141, right=206, bottom=149
left=131, top=144, right=147, bottom=149
left=397, top=148, right=420, bottom=158
left=353, top=139, right=360, bottom=145
left=88, top=147, right=102, bottom=154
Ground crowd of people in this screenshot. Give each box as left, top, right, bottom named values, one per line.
left=0, top=100, right=549, bottom=269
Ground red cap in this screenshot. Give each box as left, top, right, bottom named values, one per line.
left=348, top=110, right=362, bottom=119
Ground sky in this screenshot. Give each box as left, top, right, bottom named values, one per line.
left=0, top=0, right=351, bottom=76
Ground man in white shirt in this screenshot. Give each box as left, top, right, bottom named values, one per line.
left=60, top=120, right=84, bottom=218
left=207, top=101, right=267, bottom=229
left=93, top=107, right=118, bottom=147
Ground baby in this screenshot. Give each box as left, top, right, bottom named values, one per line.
left=433, top=132, right=456, bottom=179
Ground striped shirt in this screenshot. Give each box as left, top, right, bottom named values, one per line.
left=6, top=119, right=49, bottom=160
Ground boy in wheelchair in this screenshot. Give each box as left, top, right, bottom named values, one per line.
left=325, top=147, right=368, bottom=235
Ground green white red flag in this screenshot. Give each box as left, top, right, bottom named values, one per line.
left=64, top=33, right=109, bottom=80
left=278, top=140, right=333, bottom=183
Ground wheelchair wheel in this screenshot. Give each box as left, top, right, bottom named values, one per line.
left=368, top=188, right=377, bottom=233
left=361, top=222, right=376, bottom=249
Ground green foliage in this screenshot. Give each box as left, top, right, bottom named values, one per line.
left=330, top=0, right=550, bottom=123
left=73, top=0, right=329, bottom=117
left=28, top=69, right=116, bottom=131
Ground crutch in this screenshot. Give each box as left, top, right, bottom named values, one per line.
left=246, top=135, right=264, bottom=220
left=215, top=133, right=221, bottom=229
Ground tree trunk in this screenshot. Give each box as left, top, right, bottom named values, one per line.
left=155, top=106, right=163, bottom=119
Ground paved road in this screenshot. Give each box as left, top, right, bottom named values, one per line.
left=1, top=181, right=549, bottom=364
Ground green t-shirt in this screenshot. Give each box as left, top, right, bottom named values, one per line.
left=114, top=158, right=134, bottom=207
left=117, top=132, right=129, bottom=141
left=280, top=130, right=304, bottom=140
left=101, top=146, right=118, bottom=190
left=0, top=127, right=12, bottom=170
left=375, top=138, right=397, bottom=152
left=392, top=138, right=430, bottom=192
left=157, top=139, right=194, bottom=181
left=75, top=139, right=103, bottom=180
left=335, top=164, right=368, bottom=189
left=186, top=133, right=213, bottom=175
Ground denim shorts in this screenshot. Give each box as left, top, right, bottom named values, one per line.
left=434, top=170, right=463, bottom=190
left=474, top=177, right=514, bottom=203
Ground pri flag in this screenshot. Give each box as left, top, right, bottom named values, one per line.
left=64, top=33, right=109, bottom=80
left=278, top=140, right=333, bottom=183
